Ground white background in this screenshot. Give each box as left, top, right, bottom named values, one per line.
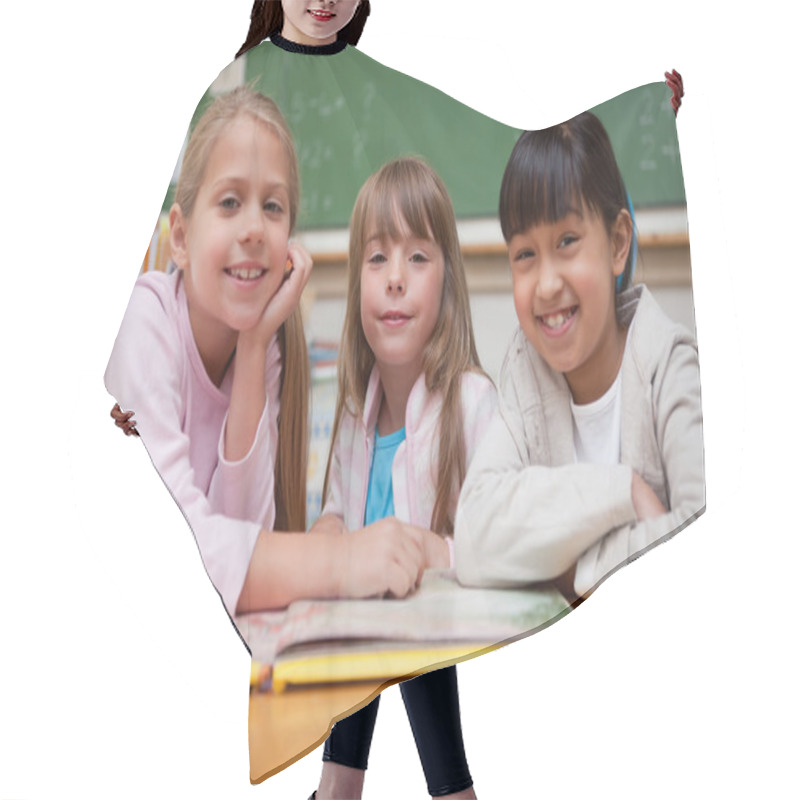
left=1, top=1, right=796, bottom=798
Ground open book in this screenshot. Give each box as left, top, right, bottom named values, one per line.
left=239, top=570, right=570, bottom=691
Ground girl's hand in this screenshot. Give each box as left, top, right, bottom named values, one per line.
left=239, top=241, right=313, bottom=351
left=224, top=243, right=311, bottom=462
left=631, top=471, right=667, bottom=521
left=416, top=526, right=450, bottom=569
left=336, top=517, right=426, bottom=599
left=110, top=403, right=138, bottom=437
left=309, top=513, right=347, bottom=537
left=665, top=69, right=684, bottom=115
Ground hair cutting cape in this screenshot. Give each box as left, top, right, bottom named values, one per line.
left=105, top=34, right=703, bottom=782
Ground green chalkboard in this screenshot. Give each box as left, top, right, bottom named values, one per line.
left=169, top=43, right=684, bottom=227
left=241, top=42, right=521, bottom=229
left=593, top=84, right=685, bottom=207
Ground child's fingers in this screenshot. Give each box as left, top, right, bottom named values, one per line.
left=271, top=262, right=310, bottom=321
left=310, top=513, right=346, bottom=536
left=111, top=403, right=135, bottom=422
left=665, top=69, right=683, bottom=87
left=117, top=418, right=138, bottom=435
left=378, top=520, right=424, bottom=593
left=385, top=560, right=419, bottom=598
left=398, top=535, right=426, bottom=588
left=286, top=241, right=314, bottom=282
left=402, top=523, right=442, bottom=573
left=287, top=258, right=312, bottom=293
left=665, top=78, right=682, bottom=95
left=382, top=530, right=421, bottom=583
left=670, top=79, right=684, bottom=98
left=396, top=528, right=426, bottom=579
left=665, top=71, right=683, bottom=93
left=249, top=245, right=314, bottom=341
left=665, top=70, right=684, bottom=116
left=111, top=403, right=138, bottom=436
left=274, top=244, right=313, bottom=307
left=398, top=521, right=426, bottom=550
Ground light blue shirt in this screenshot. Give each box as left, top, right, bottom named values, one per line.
left=364, top=426, right=406, bottom=525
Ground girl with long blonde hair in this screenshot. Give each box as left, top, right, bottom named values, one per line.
left=106, top=88, right=426, bottom=622
left=311, top=157, right=496, bottom=800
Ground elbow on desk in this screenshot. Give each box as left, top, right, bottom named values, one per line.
left=454, top=513, right=576, bottom=589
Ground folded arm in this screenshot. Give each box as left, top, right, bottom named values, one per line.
left=574, top=338, right=704, bottom=595
left=455, top=408, right=637, bottom=588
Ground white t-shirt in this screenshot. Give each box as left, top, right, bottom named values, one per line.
left=571, top=368, right=623, bottom=465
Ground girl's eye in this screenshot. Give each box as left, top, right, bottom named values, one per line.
left=558, top=234, right=578, bottom=248
left=367, top=253, right=387, bottom=266
left=220, top=196, right=239, bottom=211
left=410, top=252, right=429, bottom=264
left=513, top=249, right=535, bottom=262
left=264, top=200, right=284, bottom=215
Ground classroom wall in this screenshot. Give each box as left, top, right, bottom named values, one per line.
left=140, top=207, right=694, bottom=384
left=303, top=230, right=696, bottom=385
left=307, top=285, right=694, bottom=385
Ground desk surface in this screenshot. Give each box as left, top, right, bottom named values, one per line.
left=243, top=575, right=570, bottom=782
left=249, top=679, right=387, bottom=783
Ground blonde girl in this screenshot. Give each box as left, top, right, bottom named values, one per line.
left=455, top=112, right=704, bottom=601
left=110, top=0, right=373, bottom=436
left=106, top=88, right=425, bottom=621
left=311, top=157, right=496, bottom=800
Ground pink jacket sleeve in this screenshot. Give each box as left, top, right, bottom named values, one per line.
left=105, top=279, right=279, bottom=616
left=208, top=336, right=281, bottom=530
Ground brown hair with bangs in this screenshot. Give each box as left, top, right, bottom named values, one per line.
left=325, top=157, right=485, bottom=535
left=174, top=87, right=309, bottom=533
left=499, top=111, right=636, bottom=290
left=236, top=1, right=371, bottom=58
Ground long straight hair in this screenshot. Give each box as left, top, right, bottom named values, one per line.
left=175, top=87, right=308, bottom=532
left=324, top=157, right=484, bottom=534
left=236, top=1, right=371, bottom=58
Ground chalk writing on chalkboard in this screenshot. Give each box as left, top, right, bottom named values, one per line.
left=173, top=44, right=684, bottom=228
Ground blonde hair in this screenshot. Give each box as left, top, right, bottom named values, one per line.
left=325, top=157, right=484, bottom=534
left=175, top=87, right=308, bottom=532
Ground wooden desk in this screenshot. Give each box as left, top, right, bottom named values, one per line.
left=243, top=574, right=569, bottom=782
left=249, top=679, right=388, bottom=783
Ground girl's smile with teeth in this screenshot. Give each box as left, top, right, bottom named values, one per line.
left=538, top=306, right=577, bottom=332
left=508, top=208, right=629, bottom=401
left=170, top=114, right=292, bottom=338
left=280, top=1, right=361, bottom=46
left=225, top=265, right=266, bottom=281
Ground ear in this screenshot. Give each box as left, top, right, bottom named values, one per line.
left=169, top=203, right=190, bottom=271
left=611, top=209, right=632, bottom=278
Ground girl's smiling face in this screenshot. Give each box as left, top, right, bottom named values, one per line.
left=508, top=206, right=631, bottom=404
left=170, top=114, right=292, bottom=364
left=281, top=0, right=361, bottom=46
left=360, top=222, right=445, bottom=387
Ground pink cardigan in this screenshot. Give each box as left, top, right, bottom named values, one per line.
left=105, top=270, right=281, bottom=616
left=323, top=367, right=497, bottom=549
